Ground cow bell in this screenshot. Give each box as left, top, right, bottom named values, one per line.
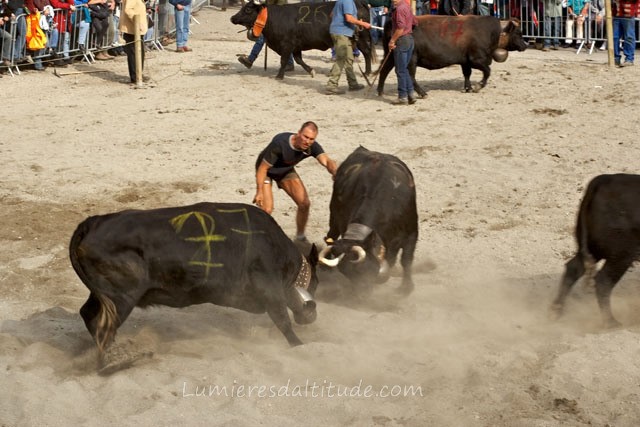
left=247, top=28, right=259, bottom=42
left=492, top=48, right=508, bottom=63
left=290, top=287, right=317, bottom=325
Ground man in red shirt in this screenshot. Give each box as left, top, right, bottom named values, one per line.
left=388, top=0, right=417, bottom=105
left=612, top=0, right=638, bottom=66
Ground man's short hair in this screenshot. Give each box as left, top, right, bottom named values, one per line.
left=300, top=121, right=318, bottom=133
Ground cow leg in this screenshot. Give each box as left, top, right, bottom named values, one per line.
left=292, top=51, right=314, bottom=77
left=276, top=50, right=294, bottom=80
left=461, top=64, right=473, bottom=92
left=594, top=257, right=633, bottom=328
left=356, top=32, right=373, bottom=75
left=266, top=303, right=303, bottom=347
left=478, top=64, right=491, bottom=89
left=80, top=292, right=102, bottom=342
left=408, top=55, right=426, bottom=98
left=398, top=237, right=417, bottom=296
left=550, top=254, right=585, bottom=319
left=376, top=50, right=395, bottom=96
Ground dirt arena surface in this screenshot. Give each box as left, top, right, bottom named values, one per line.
left=2, top=6, right=640, bottom=426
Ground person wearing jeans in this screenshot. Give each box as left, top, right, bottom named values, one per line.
left=169, top=0, right=191, bottom=52
left=388, top=0, right=416, bottom=105
left=542, top=0, right=562, bottom=50
left=237, top=34, right=294, bottom=70
left=612, top=0, right=637, bottom=66
left=367, top=0, right=389, bottom=45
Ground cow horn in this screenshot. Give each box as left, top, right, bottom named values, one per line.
left=318, top=246, right=345, bottom=267
left=350, top=246, right=366, bottom=263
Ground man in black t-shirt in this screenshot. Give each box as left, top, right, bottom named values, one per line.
left=254, top=121, right=337, bottom=243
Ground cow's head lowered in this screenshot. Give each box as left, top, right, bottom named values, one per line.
left=319, top=223, right=391, bottom=285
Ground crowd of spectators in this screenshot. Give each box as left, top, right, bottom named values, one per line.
left=0, top=0, right=177, bottom=75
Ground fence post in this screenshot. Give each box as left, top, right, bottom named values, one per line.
left=604, top=0, right=614, bottom=66
left=134, top=13, right=143, bottom=87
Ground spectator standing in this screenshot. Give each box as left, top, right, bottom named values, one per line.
left=367, top=0, right=389, bottom=45
left=25, top=0, right=47, bottom=70
left=40, top=4, right=59, bottom=58
left=325, top=0, right=370, bottom=95
left=118, top=0, right=147, bottom=82
left=89, top=0, right=113, bottom=59
left=1, top=4, right=12, bottom=68
left=438, top=0, right=472, bottom=15
left=49, top=0, right=76, bottom=64
left=168, top=0, right=190, bottom=52
left=563, top=0, right=588, bottom=47
left=7, top=0, right=33, bottom=63
left=388, top=0, right=416, bottom=105
left=587, top=0, right=605, bottom=48
left=542, top=0, right=562, bottom=50
left=612, top=0, right=637, bottom=66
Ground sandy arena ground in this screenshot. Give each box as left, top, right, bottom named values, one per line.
left=1, top=5, right=640, bottom=426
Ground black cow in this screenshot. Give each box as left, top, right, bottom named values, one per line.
left=318, top=146, right=418, bottom=295
left=551, top=174, right=640, bottom=327
left=230, top=0, right=373, bottom=80
left=377, top=15, right=527, bottom=97
left=70, top=202, right=319, bottom=369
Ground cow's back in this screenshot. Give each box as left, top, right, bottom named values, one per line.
left=70, top=203, right=300, bottom=300
left=413, top=15, right=501, bottom=67
left=264, top=2, right=335, bottom=53
left=578, top=174, right=640, bottom=260
left=331, top=147, right=417, bottom=235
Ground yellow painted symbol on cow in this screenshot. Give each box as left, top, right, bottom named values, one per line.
left=170, top=212, right=226, bottom=277
left=169, top=209, right=265, bottom=278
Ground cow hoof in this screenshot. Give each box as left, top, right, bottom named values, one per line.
left=309, top=68, right=315, bottom=78
left=98, top=342, right=153, bottom=376
left=275, top=75, right=284, bottom=80
left=603, top=318, right=622, bottom=329
left=548, top=304, right=563, bottom=320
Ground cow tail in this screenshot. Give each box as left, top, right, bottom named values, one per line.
left=94, top=293, right=119, bottom=354
left=69, top=217, right=120, bottom=353
left=576, top=178, right=599, bottom=274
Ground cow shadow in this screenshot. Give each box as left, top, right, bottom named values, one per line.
left=313, top=265, right=420, bottom=313
left=505, top=269, right=640, bottom=332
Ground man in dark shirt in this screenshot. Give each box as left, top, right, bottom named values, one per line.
left=254, top=121, right=337, bottom=242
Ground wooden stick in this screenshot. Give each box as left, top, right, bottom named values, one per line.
left=53, top=69, right=109, bottom=78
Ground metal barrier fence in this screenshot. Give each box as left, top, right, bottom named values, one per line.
left=2, top=1, right=638, bottom=76
left=0, top=1, right=178, bottom=76
left=477, top=1, right=640, bottom=54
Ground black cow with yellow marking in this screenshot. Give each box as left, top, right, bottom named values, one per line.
left=319, top=146, right=418, bottom=295
left=70, top=203, right=318, bottom=372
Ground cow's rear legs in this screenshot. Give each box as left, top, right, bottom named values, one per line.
left=594, top=257, right=633, bottom=328
left=81, top=290, right=149, bottom=374
left=550, top=254, right=586, bottom=319
left=292, top=51, right=315, bottom=77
